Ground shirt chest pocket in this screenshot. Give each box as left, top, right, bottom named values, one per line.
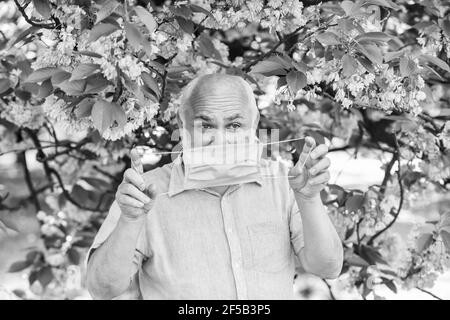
left=247, top=221, right=291, bottom=273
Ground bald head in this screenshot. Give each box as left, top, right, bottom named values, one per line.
left=179, top=74, right=258, bottom=126
left=177, top=74, right=260, bottom=148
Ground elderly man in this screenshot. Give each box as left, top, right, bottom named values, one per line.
left=86, top=74, right=343, bottom=300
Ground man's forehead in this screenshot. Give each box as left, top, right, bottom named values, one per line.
left=179, top=74, right=259, bottom=125
left=189, top=75, right=254, bottom=104
left=193, top=111, right=245, bottom=121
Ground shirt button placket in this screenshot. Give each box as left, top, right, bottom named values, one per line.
left=221, top=193, right=247, bottom=299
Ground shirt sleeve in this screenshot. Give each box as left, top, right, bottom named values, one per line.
left=84, top=200, right=150, bottom=298
left=288, top=188, right=305, bottom=258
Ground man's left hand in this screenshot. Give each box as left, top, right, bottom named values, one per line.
left=288, top=136, right=331, bottom=200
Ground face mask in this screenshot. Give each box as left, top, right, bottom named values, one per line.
left=181, top=134, right=264, bottom=190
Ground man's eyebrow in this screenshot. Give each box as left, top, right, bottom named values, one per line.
left=225, top=114, right=243, bottom=121
left=194, top=114, right=213, bottom=122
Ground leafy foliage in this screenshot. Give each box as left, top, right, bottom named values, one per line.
left=0, top=0, right=450, bottom=299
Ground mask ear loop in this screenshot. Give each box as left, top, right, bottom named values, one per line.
left=139, top=137, right=308, bottom=156
left=141, top=137, right=314, bottom=196
left=156, top=146, right=313, bottom=196
left=260, top=146, right=312, bottom=180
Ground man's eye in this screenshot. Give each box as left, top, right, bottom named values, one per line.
left=228, top=123, right=241, bottom=130
left=202, top=123, right=212, bottom=129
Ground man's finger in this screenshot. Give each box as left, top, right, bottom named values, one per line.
left=124, top=168, right=146, bottom=191
left=296, top=136, right=315, bottom=170
left=308, top=171, right=330, bottom=185
left=309, top=157, right=331, bottom=176
left=310, top=144, right=328, bottom=161
left=117, top=194, right=145, bottom=208
left=119, top=183, right=151, bottom=204
left=130, top=148, right=144, bottom=175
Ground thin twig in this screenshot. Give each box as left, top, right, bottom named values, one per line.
left=49, top=168, right=106, bottom=212
left=416, top=287, right=443, bottom=300
left=323, top=279, right=337, bottom=300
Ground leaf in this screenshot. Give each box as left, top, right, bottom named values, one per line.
left=362, top=0, right=401, bottom=10
left=74, top=98, right=95, bottom=118
left=250, top=60, right=287, bottom=76
left=67, top=248, right=80, bottom=265
left=358, top=44, right=383, bottom=65
left=141, top=72, right=160, bottom=98
left=357, top=56, right=375, bottom=73
left=51, top=70, right=71, bottom=84
left=399, top=57, right=416, bottom=77
left=356, top=32, right=392, bottom=42
left=28, top=270, right=39, bottom=285
left=9, top=26, right=39, bottom=48
left=315, top=32, right=341, bottom=46
left=8, top=260, right=33, bottom=273
left=88, top=23, right=119, bottom=42
left=85, top=73, right=111, bottom=94
left=56, top=79, right=86, bottom=95
left=91, top=99, right=127, bottom=133
left=37, top=266, right=53, bottom=288
left=15, top=89, right=31, bottom=101
left=175, top=16, right=194, bottom=34
left=189, top=4, right=215, bottom=20
left=384, top=50, right=405, bottom=62
left=37, top=79, right=53, bottom=99
left=359, top=245, right=388, bottom=265
left=26, top=67, right=61, bottom=83
left=134, top=6, right=157, bottom=34
left=26, top=251, right=41, bottom=263
left=266, top=55, right=293, bottom=69
left=342, top=54, right=359, bottom=77
left=292, top=61, right=308, bottom=73
left=33, top=0, right=52, bottom=20
left=168, top=5, right=192, bottom=19
left=72, top=237, right=94, bottom=248
left=419, top=54, right=450, bottom=73
left=440, top=230, right=450, bottom=254
left=124, top=22, right=143, bottom=51
left=197, top=34, right=222, bottom=61
left=442, top=19, right=450, bottom=38
left=439, top=211, right=450, bottom=231
left=77, top=50, right=103, bottom=59
left=416, top=233, right=434, bottom=253
left=346, top=252, right=370, bottom=267
left=0, top=79, right=11, bottom=94
left=345, top=194, right=365, bottom=213
left=95, top=0, right=119, bottom=24
left=345, top=226, right=355, bottom=240
left=328, top=184, right=347, bottom=206
left=381, top=277, right=397, bottom=293
left=340, top=0, right=359, bottom=16
left=286, top=70, right=307, bottom=96
left=69, top=64, right=100, bottom=81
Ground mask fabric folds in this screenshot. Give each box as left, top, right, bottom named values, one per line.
left=181, top=136, right=264, bottom=190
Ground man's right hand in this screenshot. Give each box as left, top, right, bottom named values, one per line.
left=116, top=148, right=156, bottom=221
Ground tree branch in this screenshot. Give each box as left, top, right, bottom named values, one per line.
left=48, top=168, right=107, bottom=212
left=367, top=135, right=403, bottom=245
left=13, top=0, right=57, bottom=29
left=17, top=151, right=40, bottom=211
left=242, top=25, right=305, bottom=72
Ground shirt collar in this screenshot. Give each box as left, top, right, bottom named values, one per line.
left=167, top=155, right=264, bottom=197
